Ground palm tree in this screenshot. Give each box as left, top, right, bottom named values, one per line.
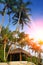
left=1, top=26, right=13, bottom=61
left=1, top=27, right=8, bottom=61
left=17, top=32, right=27, bottom=48
left=0, top=0, right=17, bottom=32
left=0, top=0, right=32, bottom=31
left=12, top=0, right=31, bottom=29
left=6, top=31, right=17, bottom=60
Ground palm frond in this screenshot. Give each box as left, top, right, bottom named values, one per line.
left=23, top=20, right=31, bottom=28
left=25, top=1, right=32, bottom=7
left=0, top=0, right=5, bottom=4
left=12, top=20, right=18, bottom=25
left=0, top=11, right=4, bottom=15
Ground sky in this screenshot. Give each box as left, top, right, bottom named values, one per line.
left=0, top=0, right=43, bottom=42
left=23, top=0, right=43, bottom=42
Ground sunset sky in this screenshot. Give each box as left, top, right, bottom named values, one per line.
left=23, top=0, right=43, bottom=42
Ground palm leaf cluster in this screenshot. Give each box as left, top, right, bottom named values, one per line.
left=12, top=0, right=31, bottom=29
left=0, top=0, right=17, bottom=15
left=0, top=0, right=31, bottom=29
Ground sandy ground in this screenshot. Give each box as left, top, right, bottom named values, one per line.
left=0, top=61, right=36, bottom=65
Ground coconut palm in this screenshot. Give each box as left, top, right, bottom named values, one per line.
left=17, top=32, right=27, bottom=48
left=1, top=26, right=13, bottom=61
left=1, top=27, right=8, bottom=61
left=0, top=0, right=17, bottom=32
left=12, top=0, right=31, bottom=29
left=0, top=0, right=17, bottom=12
left=0, top=0, right=31, bottom=31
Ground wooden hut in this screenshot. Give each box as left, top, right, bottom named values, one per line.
left=7, top=48, right=31, bottom=61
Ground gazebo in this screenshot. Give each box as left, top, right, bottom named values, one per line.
left=7, top=48, right=31, bottom=61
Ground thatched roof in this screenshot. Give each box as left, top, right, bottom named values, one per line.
left=8, top=48, right=31, bottom=57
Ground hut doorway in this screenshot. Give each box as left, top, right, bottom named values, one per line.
left=8, top=53, right=20, bottom=61
left=12, top=53, right=20, bottom=61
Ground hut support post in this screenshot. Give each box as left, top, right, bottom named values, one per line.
left=10, top=54, right=12, bottom=61
left=20, top=53, right=22, bottom=61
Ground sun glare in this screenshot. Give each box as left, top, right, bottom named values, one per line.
left=29, top=29, right=43, bottom=42
left=34, top=29, right=43, bottom=41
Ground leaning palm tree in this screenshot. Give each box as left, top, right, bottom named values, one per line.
left=1, top=26, right=13, bottom=61
left=0, top=11, right=5, bottom=33
left=12, top=0, right=31, bottom=29
left=0, top=0, right=17, bottom=32
left=1, top=27, right=8, bottom=61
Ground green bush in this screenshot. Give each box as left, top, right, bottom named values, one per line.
left=27, top=57, right=31, bottom=62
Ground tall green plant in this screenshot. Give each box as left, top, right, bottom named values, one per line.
left=1, top=27, right=13, bottom=61
left=12, top=0, right=31, bottom=29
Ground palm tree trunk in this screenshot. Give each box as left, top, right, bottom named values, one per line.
left=16, top=11, right=21, bottom=31
left=1, top=16, right=4, bottom=26
left=0, top=25, right=2, bottom=33
left=4, top=44, right=6, bottom=61
left=3, top=40, right=7, bottom=61
left=0, top=16, right=4, bottom=33
left=20, top=53, right=22, bottom=61
left=0, top=6, right=6, bottom=33
left=15, top=11, right=21, bottom=48
left=4, top=46, right=5, bottom=60
left=6, top=42, right=12, bottom=60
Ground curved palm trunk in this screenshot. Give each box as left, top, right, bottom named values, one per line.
left=4, top=44, right=6, bottom=61
left=1, top=16, right=6, bottom=61
left=3, top=41, right=7, bottom=61
left=16, top=11, right=21, bottom=31
left=1, top=15, right=6, bottom=61
left=0, top=6, right=6, bottom=33
left=7, top=9, right=11, bottom=27
left=6, top=42, right=12, bottom=60
left=16, top=11, right=22, bottom=61
left=1, top=16, right=4, bottom=26
left=0, top=15, right=6, bottom=61
left=0, top=16, right=4, bottom=33
left=6, top=11, right=21, bottom=61
left=0, top=25, right=2, bottom=33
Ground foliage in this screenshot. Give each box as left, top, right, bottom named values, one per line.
left=0, top=0, right=32, bottom=62
left=0, top=49, right=4, bottom=62
left=12, top=0, right=31, bottom=29
left=22, top=55, right=26, bottom=61
left=27, top=56, right=42, bottom=65
left=0, top=0, right=31, bottom=29
left=0, top=26, right=13, bottom=61
left=27, top=57, right=31, bottom=62
left=0, top=0, right=17, bottom=15
left=38, top=40, right=43, bottom=45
